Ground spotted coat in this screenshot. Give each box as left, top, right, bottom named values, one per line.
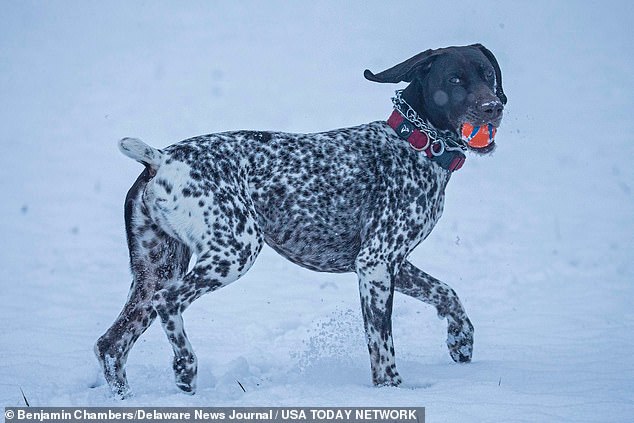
left=94, top=121, right=474, bottom=398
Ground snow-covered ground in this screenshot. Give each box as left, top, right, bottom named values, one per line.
left=1, top=1, right=633, bottom=421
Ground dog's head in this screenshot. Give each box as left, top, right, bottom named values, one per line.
left=365, top=44, right=506, bottom=153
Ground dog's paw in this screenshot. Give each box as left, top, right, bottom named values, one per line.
left=112, top=385, right=133, bottom=400
left=373, top=369, right=403, bottom=387
left=173, top=355, right=197, bottom=395
left=447, top=317, right=474, bottom=363
left=378, top=375, right=403, bottom=387
left=95, top=348, right=133, bottom=399
left=176, top=383, right=196, bottom=395
left=104, top=376, right=132, bottom=400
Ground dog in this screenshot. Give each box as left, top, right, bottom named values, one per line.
left=95, top=43, right=506, bottom=398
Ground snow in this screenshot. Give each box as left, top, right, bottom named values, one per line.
left=1, top=1, right=633, bottom=421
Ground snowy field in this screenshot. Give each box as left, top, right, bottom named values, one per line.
left=1, top=1, right=633, bottom=421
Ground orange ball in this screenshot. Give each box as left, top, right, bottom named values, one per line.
left=461, top=123, right=496, bottom=148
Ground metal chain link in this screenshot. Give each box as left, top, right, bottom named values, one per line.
left=391, top=90, right=467, bottom=152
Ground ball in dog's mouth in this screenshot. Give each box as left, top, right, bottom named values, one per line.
left=461, top=123, right=497, bottom=153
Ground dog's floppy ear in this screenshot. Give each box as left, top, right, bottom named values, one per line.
left=364, top=48, right=441, bottom=84
left=471, top=43, right=507, bottom=105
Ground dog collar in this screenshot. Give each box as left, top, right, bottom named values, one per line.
left=387, top=109, right=466, bottom=172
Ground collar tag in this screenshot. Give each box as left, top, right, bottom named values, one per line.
left=387, top=109, right=465, bottom=172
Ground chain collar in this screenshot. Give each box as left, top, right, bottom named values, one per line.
left=391, top=90, right=467, bottom=152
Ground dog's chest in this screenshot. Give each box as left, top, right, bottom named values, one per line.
left=367, top=149, right=450, bottom=263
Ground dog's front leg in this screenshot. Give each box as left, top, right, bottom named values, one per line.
left=355, top=254, right=402, bottom=387
left=395, top=260, right=474, bottom=363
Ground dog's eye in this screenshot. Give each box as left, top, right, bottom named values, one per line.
left=449, top=76, right=462, bottom=84
left=485, top=70, right=495, bottom=80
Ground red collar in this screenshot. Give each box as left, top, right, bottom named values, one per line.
left=387, top=110, right=465, bottom=172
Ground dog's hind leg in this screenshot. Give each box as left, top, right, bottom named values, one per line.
left=148, top=178, right=263, bottom=394
left=394, top=260, right=474, bottom=363
left=95, top=169, right=191, bottom=399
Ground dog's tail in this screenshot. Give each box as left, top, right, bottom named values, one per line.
left=118, top=137, right=163, bottom=170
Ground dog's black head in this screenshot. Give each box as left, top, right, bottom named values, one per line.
left=365, top=44, right=506, bottom=153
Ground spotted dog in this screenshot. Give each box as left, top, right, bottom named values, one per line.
left=95, top=44, right=506, bottom=398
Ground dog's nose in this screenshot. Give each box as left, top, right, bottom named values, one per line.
left=478, top=99, right=504, bottom=121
